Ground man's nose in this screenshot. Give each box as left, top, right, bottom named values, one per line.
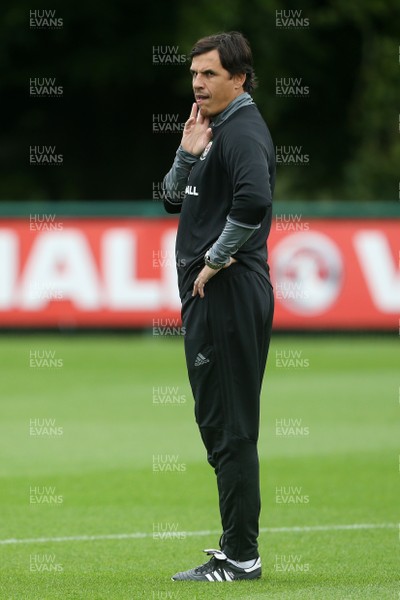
left=193, top=73, right=204, bottom=87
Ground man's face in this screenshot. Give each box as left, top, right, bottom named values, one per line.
left=190, top=49, right=245, bottom=118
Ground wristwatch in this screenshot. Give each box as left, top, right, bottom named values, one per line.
left=204, top=250, right=228, bottom=270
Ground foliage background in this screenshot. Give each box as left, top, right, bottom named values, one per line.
left=1, top=0, right=399, bottom=201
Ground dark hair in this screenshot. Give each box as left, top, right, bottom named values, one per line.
left=190, top=31, right=257, bottom=93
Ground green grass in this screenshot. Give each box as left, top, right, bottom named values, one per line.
left=0, top=333, right=398, bottom=599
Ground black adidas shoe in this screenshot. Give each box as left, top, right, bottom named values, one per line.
left=171, top=549, right=261, bottom=581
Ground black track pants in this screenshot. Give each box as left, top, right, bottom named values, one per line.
left=181, top=265, right=274, bottom=561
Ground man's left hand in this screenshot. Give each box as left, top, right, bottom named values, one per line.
left=192, top=258, right=237, bottom=298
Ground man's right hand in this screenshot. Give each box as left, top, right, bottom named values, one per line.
left=181, top=103, right=212, bottom=156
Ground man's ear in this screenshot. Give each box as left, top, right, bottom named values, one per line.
left=232, top=72, right=246, bottom=90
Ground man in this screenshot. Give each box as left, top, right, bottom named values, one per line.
left=163, top=31, right=275, bottom=582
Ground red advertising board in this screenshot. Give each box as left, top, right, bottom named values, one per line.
left=0, top=217, right=398, bottom=329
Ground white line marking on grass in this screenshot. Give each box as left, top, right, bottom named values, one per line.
left=0, top=523, right=397, bottom=546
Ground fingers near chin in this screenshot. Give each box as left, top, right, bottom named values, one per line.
left=190, top=103, right=197, bottom=119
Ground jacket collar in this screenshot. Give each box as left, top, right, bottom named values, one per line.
left=211, top=92, right=254, bottom=128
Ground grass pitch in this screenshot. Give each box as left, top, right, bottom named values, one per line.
left=0, top=333, right=398, bottom=599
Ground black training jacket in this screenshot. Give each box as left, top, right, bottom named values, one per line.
left=164, top=104, right=275, bottom=300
